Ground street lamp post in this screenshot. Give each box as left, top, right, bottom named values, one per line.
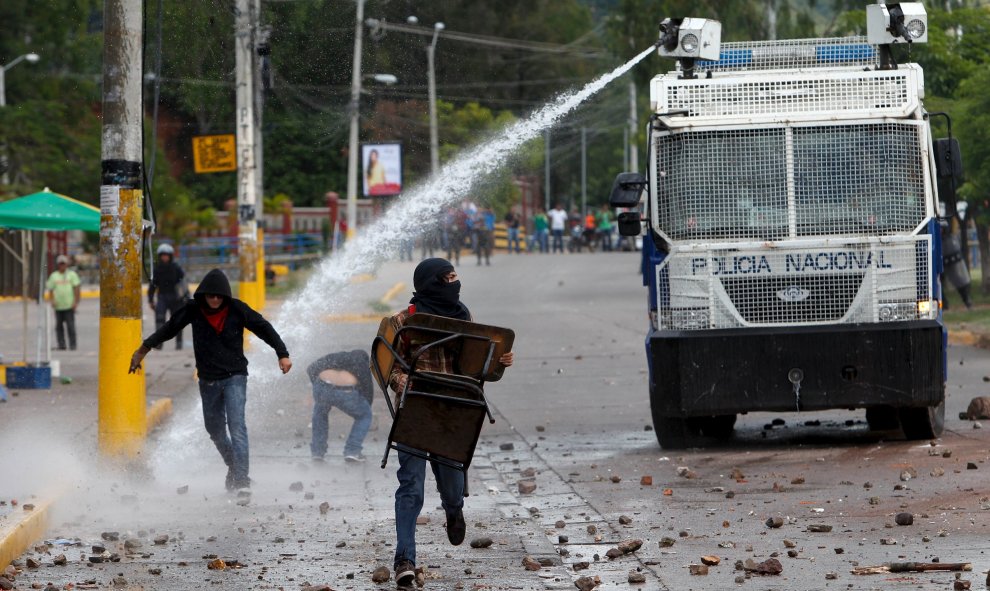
left=0, top=52, right=40, bottom=107
left=345, top=0, right=366, bottom=240
left=426, top=22, right=444, bottom=176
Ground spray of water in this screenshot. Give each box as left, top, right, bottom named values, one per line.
left=148, top=45, right=657, bottom=473
left=277, top=44, right=657, bottom=347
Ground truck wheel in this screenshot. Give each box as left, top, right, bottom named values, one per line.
left=698, top=415, right=736, bottom=440
left=655, top=416, right=694, bottom=449
left=898, top=399, right=945, bottom=440
left=865, top=406, right=900, bottom=431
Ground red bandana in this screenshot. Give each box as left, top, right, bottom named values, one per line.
left=204, top=306, right=229, bottom=334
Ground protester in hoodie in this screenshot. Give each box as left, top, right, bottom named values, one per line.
left=148, top=243, right=186, bottom=350
left=128, top=268, right=291, bottom=491
left=386, top=257, right=514, bottom=588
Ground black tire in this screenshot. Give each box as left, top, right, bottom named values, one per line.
left=698, top=414, right=737, bottom=440
left=865, top=406, right=900, bottom=431
left=655, top=416, right=694, bottom=449
left=899, top=399, right=945, bottom=440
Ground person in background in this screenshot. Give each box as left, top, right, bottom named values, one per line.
left=129, top=268, right=292, bottom=492
left=307, top=349, right=373, bottom=463
left=46, top=254, right=81, bottom=350
left=548, top=202, right=569, bottom=253
left=533, top=208, right=549, bottom=253
left=504, top=210, right=522, bottom=254
left=597, top=205, right=614, bottom=252
left=386, top=258, right=514, bottom=588
left=475, top=206, right=495, bottom=266
left=445, top=206, right=467, bottom=265
left=148, top=243, right=187, bottom=350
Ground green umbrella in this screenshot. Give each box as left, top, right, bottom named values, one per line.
left=0, top=188, right=100, bottom=232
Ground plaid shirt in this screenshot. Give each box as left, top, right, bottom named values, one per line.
left=387, top=308, right=472, bottom=392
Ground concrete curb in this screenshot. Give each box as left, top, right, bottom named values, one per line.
left=0, top=499, right=53, bottom=570
left=147, top=397, right=173, bottom=432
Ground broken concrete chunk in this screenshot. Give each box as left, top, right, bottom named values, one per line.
left=746, top=558, right=783, bottom=575
left=628, top=570, right=646, bottom=583
left=371, top=566, right=390, bottom=583
left=469, top=537, right=493, bottom=549
left=700, top=555, right=720, bottom=566
left=574, top=575, right=601, bottom=590
left=617, top=539, right=643, bottom=554
left=522, top=556, right=541, bottom=571
left=518, top=480, right=537, bottom=494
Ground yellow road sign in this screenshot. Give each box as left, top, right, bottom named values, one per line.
left=192, top=134, right=237, bottom=173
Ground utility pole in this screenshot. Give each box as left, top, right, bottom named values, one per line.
left=345, top=0, right=365, bottom=240
left=628, top=81, right=638, bottom=173
left=427, top=22, right=444, bottom=176
left=235, top=0, right=260, bottom=310
left=99, top=0, right=145, bottom=457
left=254, top=0, right=268, bottom=310
left=544, top=129, right=551, bottom=211
left=581, top=127, right=587, bottom=216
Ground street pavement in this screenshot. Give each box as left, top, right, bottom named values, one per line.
left=2, top=250, right=990, bottom=590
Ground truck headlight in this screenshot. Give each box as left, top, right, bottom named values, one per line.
left=905, top=19, right=926, bottom=39
left=680, top=33, right=699, bottom=53
left=878, top=303, right=917, bottom=322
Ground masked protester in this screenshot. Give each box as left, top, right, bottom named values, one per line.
left=386, top=258, right=514, bottom=588
left=128, top=268, right=291, bottom=491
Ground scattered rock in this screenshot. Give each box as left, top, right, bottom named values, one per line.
left=149, top=568, right=162, bottom=575
left=123, top=539, right=142, bottom=551
left=520, top=467, right=537, bottom=478
left=729, top=468, right=745, bottom=480
left=572, top=561, right=590, bottom=571
left=371, top=566, right=390, bottom=583
left=52, top=554, right=66, bottom=566
left=176, top=485, right=189, bottom=495
left=806, top=524, right=833, bottom=533
left=304, top=491, right=315, bottom=500
left=335, top=541, right=346, bottom=548
left=766, top=516, right=784, bottom=529
left=618, top=515, right=632, bottom=525
left=617, top=539, right=643, bottom=554
left=825, top=572, right=838, bottom=580
left=587, top=525, right=597, bottom=535
left=880, top=538, right=897, bottom=545
left=207, top=558, right=226, bottom=570
left=319, top=502, right=331, bottom=515
left=899, top=467, right=917, bottom=481
left=289, top=481, right=304, bottom=492
left=574, top=575, right=601, bottom=590
left=153, top=534, right=168, bottom=545
left=499, top=442, right=515, bottom=451
left=782, top=540, right=796, bottom=549
left=25, top=558, right=40, bottom=568
left=659, top=537, right=675, bottom=548
left=301, top=586, right=332, bottom=591
left=610, top=475, right=622, bottom=483
left=555, top=520, right=567, bottom=528
left=628, top=570, right=646, bottom=583
left=101, top=532, right=120, bottom=541
left=640, top=476, right=652, bottom=486
left=21, top=504, right=34, bottom=511
left=689, top=564, right=709, bottom=575
left=535, top=425, right=545, bottom=432
left=966, top=396, right=990, bottom=420
left=700, top=555, right=720, bottom=566
left=537, top=557, right=555, bottom=567
left=967, top=462, right=978, bottom=470
left=895, top=512, right=914, bottom=526
left=745, top=558, right=783, bottom=575
left=954, top=580, right=971, bottom=590
left=558, top=535, right=569, bottom=543
left=790, top=477, right=805, bottom=485
left=470, top=537, right=493, bottom=549
left=522, top=556, right=541, bottom=571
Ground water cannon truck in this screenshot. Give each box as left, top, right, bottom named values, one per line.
left=611, top=3, right=963, bottom=448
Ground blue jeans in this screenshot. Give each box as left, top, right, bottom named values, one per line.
left=507, top=227, right=521, bottom=253
left=394, top=451, right=464, bottom=568
left=551, top=229, right=564, bottom=253
left=310, top=383, right=372, bottom=457
left=199, top=374, right=249, bottom=485
left=535, top=229, right=549, bottom=253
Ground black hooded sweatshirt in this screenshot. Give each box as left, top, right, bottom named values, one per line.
left=142, top=269, right=289, bottom=380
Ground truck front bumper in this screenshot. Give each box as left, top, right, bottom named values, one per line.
left=648, top=321, right=945, bottom=417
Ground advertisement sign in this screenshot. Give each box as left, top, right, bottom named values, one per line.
left=362, top=143, right=402, bottom=196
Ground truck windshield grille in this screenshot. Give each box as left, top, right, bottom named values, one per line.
left=655, top=123, right=927, bottom=242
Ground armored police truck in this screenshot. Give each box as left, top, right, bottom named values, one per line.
left=611, top=3, right=961, bottom=448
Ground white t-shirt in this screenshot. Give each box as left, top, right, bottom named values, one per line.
left=548, top=208, right=568, bottom=231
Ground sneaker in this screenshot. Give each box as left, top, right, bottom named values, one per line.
left=446, top=508, right=466, bottom=546
left=225, top=468, right=235, bottom=491
left=394, top=559, right=415, bottom=587
left=344, top=454, right=366, bottom=463
left=311, top=454, right=325, bottom=462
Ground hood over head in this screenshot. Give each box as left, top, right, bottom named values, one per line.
left=194, top=268, right=232, bottom=305
left=409, top=258, right=469, bottom=320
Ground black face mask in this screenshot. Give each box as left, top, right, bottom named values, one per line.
left=410, top=276, right=469, bottom=320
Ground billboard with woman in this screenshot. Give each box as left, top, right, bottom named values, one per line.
left=362, top=143, right=402, bottom=196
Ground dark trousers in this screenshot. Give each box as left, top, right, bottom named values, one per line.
left=155, top=294, right=184, bottom=349
left=54, top=309, right=76, bottom=350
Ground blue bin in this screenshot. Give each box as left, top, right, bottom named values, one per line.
left=6, top=366, right=52, bottom=389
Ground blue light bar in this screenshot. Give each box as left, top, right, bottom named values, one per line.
left=692, top=42, right=877, bottom=72
left=816, top=44, right=876, bottom=63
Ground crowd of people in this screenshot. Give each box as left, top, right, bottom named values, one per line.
left=401, top=200, right=627, bottom=265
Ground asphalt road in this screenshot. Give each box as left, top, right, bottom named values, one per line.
left=3, top=250, right=990, bottom=590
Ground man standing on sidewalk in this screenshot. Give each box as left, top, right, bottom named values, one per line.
left=128, top=268, right=292, bottom=491
left=386, top=258, right=514, bottom=587
left=46, top=254, right=81, bottom=350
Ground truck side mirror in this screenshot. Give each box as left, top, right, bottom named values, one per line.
left=617, top=211, right=643, bottom=237
left=609, top=172, right=647, bottom=208
left=934, top=138, right=962, bottom=178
